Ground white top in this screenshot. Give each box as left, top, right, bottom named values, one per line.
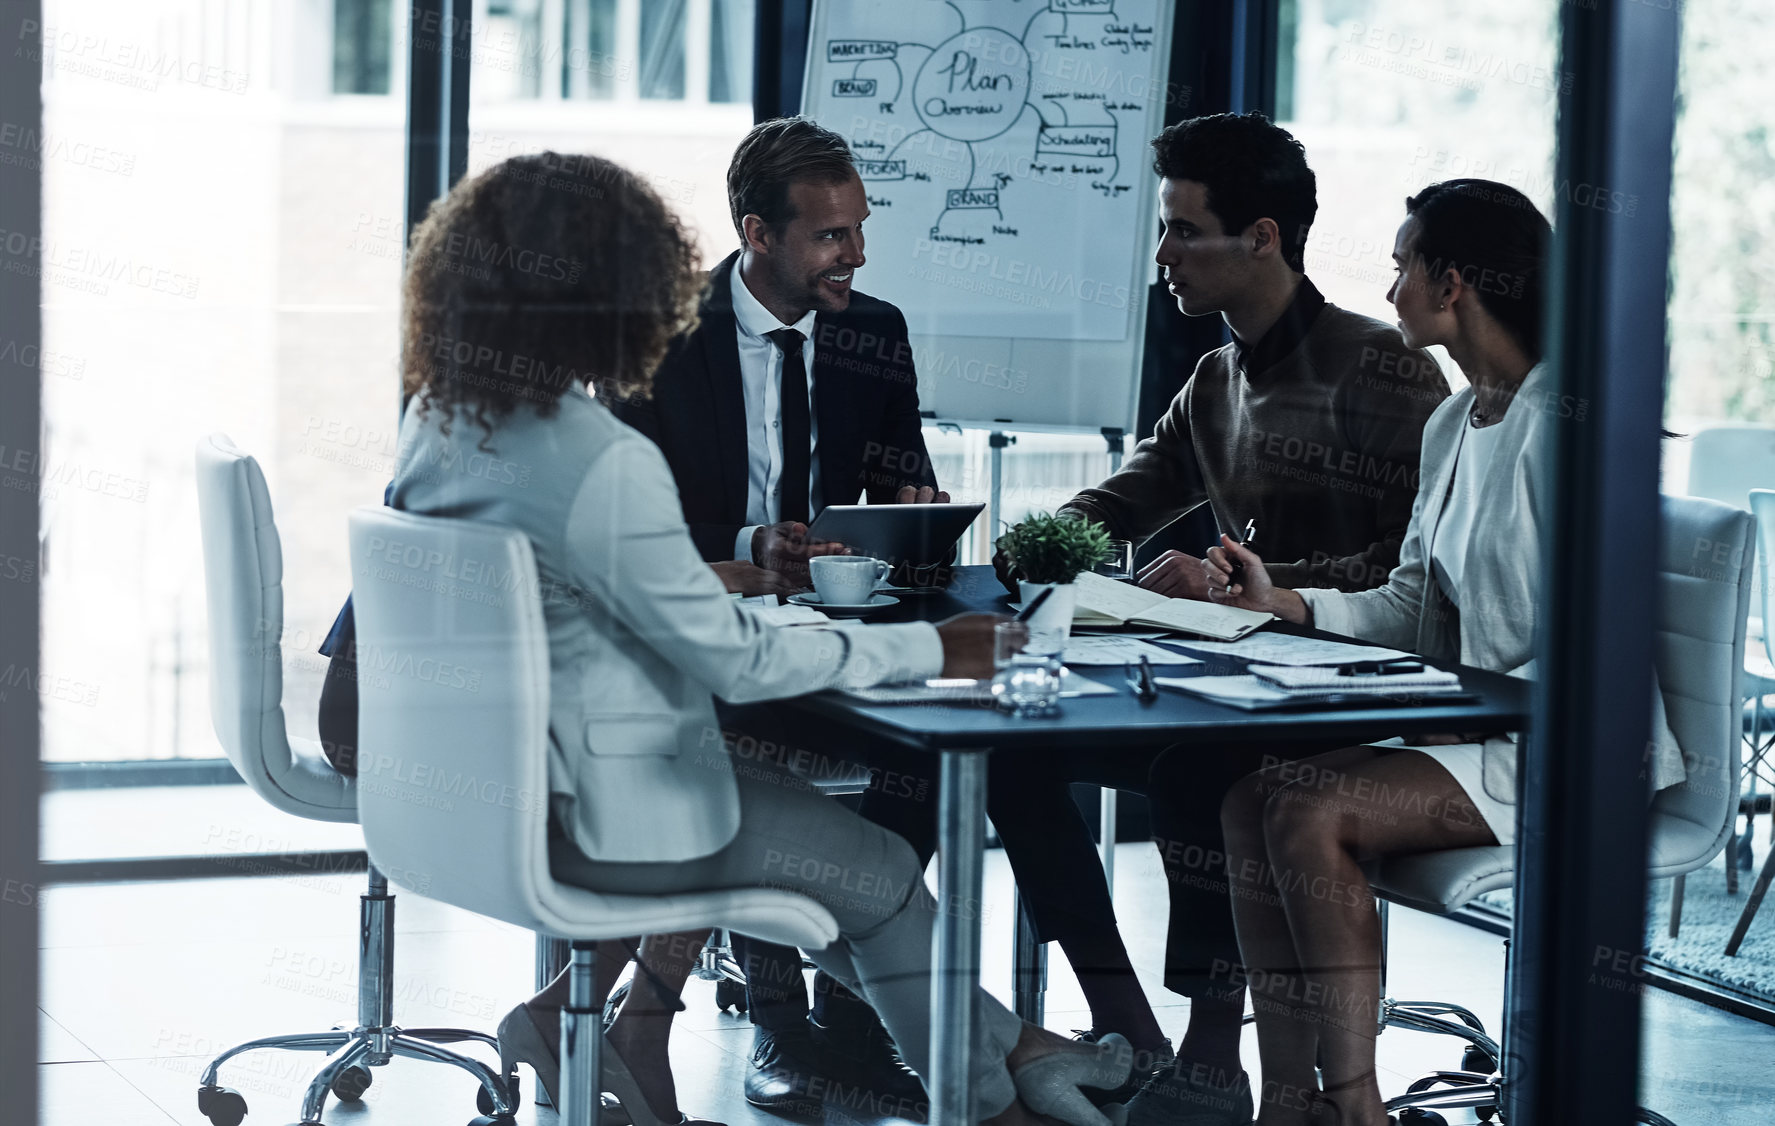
left=730, top=262, right=820, bottom=561
left=1429, top=416, right=1506, bottom=608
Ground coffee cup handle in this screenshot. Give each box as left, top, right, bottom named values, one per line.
left=875, top=560, right=891, bottom=587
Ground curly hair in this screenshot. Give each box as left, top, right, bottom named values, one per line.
left=401, top=151, right=704, bottom=441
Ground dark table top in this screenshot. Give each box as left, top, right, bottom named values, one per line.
left=779, top=566, right=1532, bottom=753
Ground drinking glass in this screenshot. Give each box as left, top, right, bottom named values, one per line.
left=1094, top=539, right=1136, bottom=582
left=992, top=622, right=1064, bottom=718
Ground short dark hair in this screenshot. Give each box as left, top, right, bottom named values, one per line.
left=1150, top=112, right=1317, bottom=272
left=1404, top=179, right=1551, bottom=360
left=727, top=116, right=857, bottom=243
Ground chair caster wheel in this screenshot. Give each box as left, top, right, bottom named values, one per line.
left=1398, top=1111, right=1448, bottom=1125
left=469, top=1118, right=518, bottom=1126
left=332, top=1064, right=373, bottom=1102
left=197, top=1086, right=248, bottom=1126
left=715, top=978, right=748, bottom=1013
left=475, top=1075, right=521, bottom=1115
left=1461, top=1045, right=1498, bottom=1074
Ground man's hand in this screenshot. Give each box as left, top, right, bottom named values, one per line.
left=992, top=548, right=1021, bottom=595
left=1136, top=550, right=1215, bottom=601
left=709, top=560, right=800, bottom=598
left=752, top=520, right=849, bottom=582
left=1203, top=534, right=1311, bottom=625
left=935, top=612, right=1008, bottom=679
left=895, top=485, right=952, bottom=504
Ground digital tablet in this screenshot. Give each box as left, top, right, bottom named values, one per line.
left=806, top=503, right=986, bottom=566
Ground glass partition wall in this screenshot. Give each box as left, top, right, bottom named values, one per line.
left=38, top=10, right=1769, bottom=1109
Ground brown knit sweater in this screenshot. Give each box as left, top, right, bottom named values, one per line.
left=1062, top=280, right=1450, bottom=592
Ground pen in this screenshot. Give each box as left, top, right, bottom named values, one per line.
left=1226, top=519, right=1257, bottom=593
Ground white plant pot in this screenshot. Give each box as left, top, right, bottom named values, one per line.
left=1017, top=580, right=1076, bottom=644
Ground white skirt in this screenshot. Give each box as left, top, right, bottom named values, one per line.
left=1367, top=737, right=1516, bottom=847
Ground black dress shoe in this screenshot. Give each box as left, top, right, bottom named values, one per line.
left=810, top=1017, right=929, bottom=1123
left=744, top=1024, right=826, bottom=1116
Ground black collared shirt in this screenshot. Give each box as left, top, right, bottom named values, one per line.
left=1232, top=276, right=1329, bottom=377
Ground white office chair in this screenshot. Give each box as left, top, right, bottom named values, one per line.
left=345, top=505, right=841, bottom=1126
left=193, top=434, right=517, bottom=1126
left=1726, top=489, right=1775, bottom=955
left=1367, top=494, right=1751, bottom=1126
left=1679, top=423, right=1775, bottom=901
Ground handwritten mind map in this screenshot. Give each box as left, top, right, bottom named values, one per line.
left=804, top=0, right=1163, bottom=341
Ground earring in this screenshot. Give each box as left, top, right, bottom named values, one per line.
left=1438, top=302, right=1446, bottom=311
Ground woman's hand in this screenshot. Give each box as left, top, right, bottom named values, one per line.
left=1203, top=534, right=1311, bottom=625
left=709, top=560, right=800, bottom=598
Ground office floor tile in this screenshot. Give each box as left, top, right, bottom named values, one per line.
left=38, top=843, right=1775, bottom=1125
left=39, top=1008, right=100, bottom=1065
left=41, top=1059, right=177, bottom=1124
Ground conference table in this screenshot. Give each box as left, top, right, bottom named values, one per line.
left=777, top=565, right=1533, bottom=1126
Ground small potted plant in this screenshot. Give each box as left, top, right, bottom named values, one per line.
left=996, top=512, right=1112, bottom=638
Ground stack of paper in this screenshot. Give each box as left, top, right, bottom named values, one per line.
left=1168, top=635, right=1416, bottom=667
left=1069, top=572, right=1273, bottom=641
left=1062, top=635, right=1201, bottom=667
left=1249, top=664, right=1460, bottom=693
left=1156, top=666, right=1464, bottom=711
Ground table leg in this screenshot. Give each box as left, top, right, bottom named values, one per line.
left=1013, top=889, right=1048, bottom=1023
left=932, top=749, right=987, bottom=1126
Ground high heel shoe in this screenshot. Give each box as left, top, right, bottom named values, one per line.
left=496, top=1003, right=725, bottom=1126
left=1306, top=1071, right=1397, bottom=1126
left=1010, top=1032, right=1135, bottom=1126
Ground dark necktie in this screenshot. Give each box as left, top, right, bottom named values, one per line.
left=766, top=327, right=811, bottom=524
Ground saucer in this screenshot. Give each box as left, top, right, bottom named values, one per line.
left=787, top=592, right=900, bottom=618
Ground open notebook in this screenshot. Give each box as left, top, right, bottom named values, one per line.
left=1069, top=572, right=1274, bottom=642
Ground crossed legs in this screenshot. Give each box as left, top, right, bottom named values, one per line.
left=1219, top=746, right=1497, bottom=1126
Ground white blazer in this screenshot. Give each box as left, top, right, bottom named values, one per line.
left=1299, top=363, right=1684, bottom=803
left=389, top=383, right=944, bottom=863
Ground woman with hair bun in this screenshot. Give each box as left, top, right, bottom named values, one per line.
left=1154, top=180, right=1684, bottom=1125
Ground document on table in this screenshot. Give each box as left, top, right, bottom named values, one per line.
left=740, top=601, right=833, bottom=627
left=1068, top=572, right=1273, bottom=641
left=838, top=669, right=1117, bottom=704
left=1155, top=674, right=1466, bottom=710
left=1169, top=634, right=1416, bottom=667
left=1062, top=635, right=1202, bottom=667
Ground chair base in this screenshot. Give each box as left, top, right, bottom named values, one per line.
left=196, top=1024, right=516, bottom=1125
left=1380, top=1000, right=1679, bottom=1125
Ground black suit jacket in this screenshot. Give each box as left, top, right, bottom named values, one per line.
left=612, top=252, right=939, bottom=562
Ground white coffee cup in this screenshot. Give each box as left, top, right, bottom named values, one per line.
left=810, top=556, right=890, bottom=606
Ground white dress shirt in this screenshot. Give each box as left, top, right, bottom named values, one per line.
left=731, top=262, right=820, bottom=561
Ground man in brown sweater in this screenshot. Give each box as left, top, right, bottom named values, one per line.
left=989, top=114, right=1450, bottom=1126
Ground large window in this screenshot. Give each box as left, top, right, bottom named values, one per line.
left=37, top=0, right=403, bottom=768
left=36, top=0, right=762, bottom=778
left=1279, top=0, right=1560, bottom=388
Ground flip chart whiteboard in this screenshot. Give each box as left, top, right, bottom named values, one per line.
left=801, top=0, right=1174, bottom=431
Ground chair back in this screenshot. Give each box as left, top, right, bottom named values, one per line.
left=1648, top=494, right=1755, bottom=877
left=193, top=434, right=354, bottom=821
left=1374, top=494, right=1753, bottom=909
left=347, top=505, right=843, bottom=948
left=1750, top=491, right=1775, bottom=673
left=348, top=506, right=555, bottom=928
left=1684, top=424, right=1775, bottom=509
